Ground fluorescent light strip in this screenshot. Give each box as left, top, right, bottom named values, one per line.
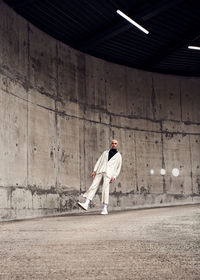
left=117, top=9, right=149, bottom=34
left=188, top=46, right=200, bottom=50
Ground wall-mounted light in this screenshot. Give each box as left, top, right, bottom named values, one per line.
left=172, top=168, right=179, bottom=177
left=116, top=10, right=149, bottom=34
left=188, top=46, right=200, bottom=50
left=160, top=169, right=166, bottom=176
left=150, top=169, right=154, bottom=175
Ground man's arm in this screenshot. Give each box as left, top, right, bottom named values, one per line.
left=113, top=155, right=122, bottom=180
left=90, top=151, right=105, bottom=178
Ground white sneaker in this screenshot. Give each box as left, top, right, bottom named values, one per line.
left=101, top=208, right=108, bottom=215
left=78, top=202, right=88, bottom=211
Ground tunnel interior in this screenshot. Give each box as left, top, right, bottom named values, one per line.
left=0, top=1, right=200, bottom=221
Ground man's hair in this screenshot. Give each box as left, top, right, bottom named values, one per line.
left=111, top=139, right=118, bottom=144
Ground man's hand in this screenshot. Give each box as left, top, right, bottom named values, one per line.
left=90, top=171, right=96, bottom=179
left=110, top=178, right=115, bottom=183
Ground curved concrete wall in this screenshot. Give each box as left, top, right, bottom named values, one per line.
left=0, top=1, right=200, bottom=220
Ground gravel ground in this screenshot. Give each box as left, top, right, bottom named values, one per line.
left=0, top=204, right=200, bottom=280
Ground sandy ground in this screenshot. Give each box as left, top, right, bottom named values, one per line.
left=0, top=204, right=199, bottom=280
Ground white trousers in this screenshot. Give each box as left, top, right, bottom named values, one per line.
left=83, top=173, right=110, bottom=204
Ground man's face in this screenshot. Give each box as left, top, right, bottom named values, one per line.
left=111, top=141, right=118, bottom=149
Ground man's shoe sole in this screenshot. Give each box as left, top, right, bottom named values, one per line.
left=77, top=202, right=88, bottom=211
left=101, top=211, right=108, bottom=215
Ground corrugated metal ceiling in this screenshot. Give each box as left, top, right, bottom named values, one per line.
left=3, top=0, right=200, bottom=76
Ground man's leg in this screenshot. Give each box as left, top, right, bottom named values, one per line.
left=78, top=173, right=103, bottom=210
left=101, top=174, right=110, bottom=214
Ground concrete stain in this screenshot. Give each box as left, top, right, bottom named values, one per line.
left=196, top=176, right=200, bottom=194
left=151, top=77, right=156, bottom=119
left=60, top=197, right=78, bottom=211
left=50, top=150, right=54, bottom=159
left=118, top=183, right=122, bottom=189
left=140, top=186, right=150, bottom=196
left=165, top=132, right=174, bottom=139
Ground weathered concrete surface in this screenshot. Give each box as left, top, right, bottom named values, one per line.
left=0, top=1, right=200, bottom=220
left=0, top=205, right=199, bottom=280
left=181, top=78, right=200, bottom=123
left=0, top=1, right=28, bottom=83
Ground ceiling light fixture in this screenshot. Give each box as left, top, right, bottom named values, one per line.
left=188, top=46, right=200, bottom=50
left=116, top=9, right=149, bottom=34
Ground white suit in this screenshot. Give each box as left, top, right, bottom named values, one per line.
left=83, top=150, right=122, bottom=204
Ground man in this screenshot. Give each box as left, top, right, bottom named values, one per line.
left=78, top=139, right=122, bottom=215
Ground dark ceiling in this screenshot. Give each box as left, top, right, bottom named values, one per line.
left=3, top=0, right=200, bottom=76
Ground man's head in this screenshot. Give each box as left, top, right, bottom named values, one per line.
left=111, top=139, right=118, bottom=149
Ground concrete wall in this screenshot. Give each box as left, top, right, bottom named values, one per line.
left=0, top=1, right=200, bottom=221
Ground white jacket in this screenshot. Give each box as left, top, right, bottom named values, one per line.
left=93, top=150, right=122, bottom=179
